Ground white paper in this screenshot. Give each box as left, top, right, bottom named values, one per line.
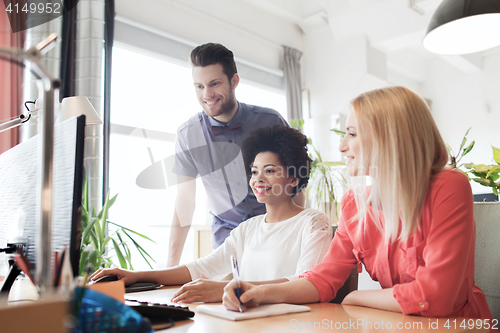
left=196, top=303, right=310, bottom=321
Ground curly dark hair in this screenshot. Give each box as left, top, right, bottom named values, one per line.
left=242, top=124, right=311, bottom=197
left=190, top=43, right=237, bottom=83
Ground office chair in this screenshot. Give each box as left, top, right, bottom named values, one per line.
left=330, top=226, right=359, bottom=304
left=473, top=202, right=500, bottom=320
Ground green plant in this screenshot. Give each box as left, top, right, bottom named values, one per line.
left=79, top=172, right=156, bottom=275
left=463, top=146, right=500, bottom=196
left=447, top=127, right=475, bottom=174
left=448, top=128, right=500, bottom=196
left=290, top=119, right=346, bottom=220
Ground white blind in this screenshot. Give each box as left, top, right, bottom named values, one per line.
left=114, top=19, right=284, bottom=90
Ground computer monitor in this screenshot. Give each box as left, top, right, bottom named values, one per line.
left=0, top=115, right=85, bottom=292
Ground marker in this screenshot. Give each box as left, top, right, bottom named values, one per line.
left=230, top=255, right=243, bottom=312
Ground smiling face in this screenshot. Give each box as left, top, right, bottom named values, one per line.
left=250, top=151, right=298, bottom=205
left=339, top=109, right=362, bottom=177
left=192, top=63, right=239, bottom=123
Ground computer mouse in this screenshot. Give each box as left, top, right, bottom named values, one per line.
left=93, top=274, right=119, bottom=283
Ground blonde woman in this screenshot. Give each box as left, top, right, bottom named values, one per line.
left=223, top=86, right=493, bottom=320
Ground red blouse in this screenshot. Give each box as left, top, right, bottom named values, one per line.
left=302, top=170, right=492, bottom=319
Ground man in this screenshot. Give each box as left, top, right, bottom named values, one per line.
left=167, top=43, right=302, bottom=267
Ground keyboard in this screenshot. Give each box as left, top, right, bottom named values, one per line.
left=125, top=299, right=195, bottom=321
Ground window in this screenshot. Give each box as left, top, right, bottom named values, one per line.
left=109, top=45, right=286, bottom=269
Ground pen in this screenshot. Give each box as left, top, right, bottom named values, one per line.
left=230, top=255, right=243, bottom=312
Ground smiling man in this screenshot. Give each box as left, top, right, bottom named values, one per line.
left=167, top=43, right=290, bottom=267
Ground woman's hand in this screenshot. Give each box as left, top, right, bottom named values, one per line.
left=171, top=279, right=227, bottom=303
left=89, top=267, right=138, bottom=286
left=222, top=280, right=263, bottom=311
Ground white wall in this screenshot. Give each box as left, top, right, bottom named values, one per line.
left=424, top=54, right=500, bottom=194
left=115, top=0, right=303, bottom=74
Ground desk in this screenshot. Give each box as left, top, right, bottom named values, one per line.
left=126, top=286, right=489, bottom=333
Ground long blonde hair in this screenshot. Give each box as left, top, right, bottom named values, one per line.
left=351, top=86, right=448, bottom=241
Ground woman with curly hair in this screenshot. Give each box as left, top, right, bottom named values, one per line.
left=223, top=86, right=493, bottom=321
left=91, top=125, right=333, bottom=303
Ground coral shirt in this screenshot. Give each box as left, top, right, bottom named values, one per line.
left=302, top=170, right=492, bottom=319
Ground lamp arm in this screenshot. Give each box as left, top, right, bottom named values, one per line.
left=0, top=111, right=34, bottom=134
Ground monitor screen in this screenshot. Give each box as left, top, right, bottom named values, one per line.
left=0, top=115, right=85, bottom=281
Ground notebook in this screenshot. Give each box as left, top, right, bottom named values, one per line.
left=196, top=303, right=311, bottom=321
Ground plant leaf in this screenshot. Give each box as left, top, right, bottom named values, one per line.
left=122, top=229, right=156, bottom=265
left=82, top=169, right=89, bottom=212
left=79, top=250, right=90, bottom=276
left=493, top=146, right=500, bottom=165
left=316, top=161, right=345, bottom=167
left=81, top=217, right=99, bottom=246
left=462, top=141, right=475, bottom=157
left=470, top=164, right=494, bottom=173
left=102, top=235, right=114, bottom=251
left=486, top=165, right=500, bottom=179
left=88, top=249, right=99, bottom=272
left=471, top=178, right=496, bottom=187
left=97, top=193, right=118, bottom=220
left=116, top=233, right=133, bottom=270
left=458, top=127, right=471, bottom=152
left=108, top=221, right=156, bottom=243
left=99, top=191, right=112, bottom=234
left=331, top=128, right=345, bottom=139
left=111, top=238, right=127, bottom=269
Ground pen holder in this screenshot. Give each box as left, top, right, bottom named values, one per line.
left=72, top=287, right=153, bottom=333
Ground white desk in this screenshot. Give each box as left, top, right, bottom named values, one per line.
left=126, top=286, right=490, bottom=333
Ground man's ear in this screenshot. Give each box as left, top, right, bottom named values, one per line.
left=231, top=73, right=240, bottom=89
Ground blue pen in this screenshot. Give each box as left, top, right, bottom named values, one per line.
left=230, top=255, right=243, bottom=312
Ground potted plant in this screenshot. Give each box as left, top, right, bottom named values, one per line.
left=79, top=172, right=156, bottom=275
left=290, top=119, right=346, bottom=224
left=463, top=145, right=500, bottom=197
left=448, top=128, right=500, bottom=198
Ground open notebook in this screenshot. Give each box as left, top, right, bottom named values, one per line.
left=196, top=303, right=311, bottom=321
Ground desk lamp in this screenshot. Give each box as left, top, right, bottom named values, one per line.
left=57, top=96, right=102, bottom=125
left=423, top=0, right=500, bottom=55
left=0, top=96, right=102, bottom=133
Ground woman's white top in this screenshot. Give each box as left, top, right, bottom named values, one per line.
left=185, top=208, right=333, bottom=281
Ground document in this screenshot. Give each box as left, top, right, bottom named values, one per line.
left=196, top=303, right=310, bottom=321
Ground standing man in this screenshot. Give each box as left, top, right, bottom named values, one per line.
left=167, top=43, right=295, bottom=267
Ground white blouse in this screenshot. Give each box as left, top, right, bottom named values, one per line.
left=185, top=209, right=333, bottom=281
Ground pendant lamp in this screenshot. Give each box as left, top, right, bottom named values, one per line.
left=423, top=0, right=500, bottom=55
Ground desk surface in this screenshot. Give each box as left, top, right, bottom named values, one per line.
left=126, top=286, right=489, bottom=333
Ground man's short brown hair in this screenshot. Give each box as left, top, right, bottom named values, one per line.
left=190, top=43, right=238, bottom=82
